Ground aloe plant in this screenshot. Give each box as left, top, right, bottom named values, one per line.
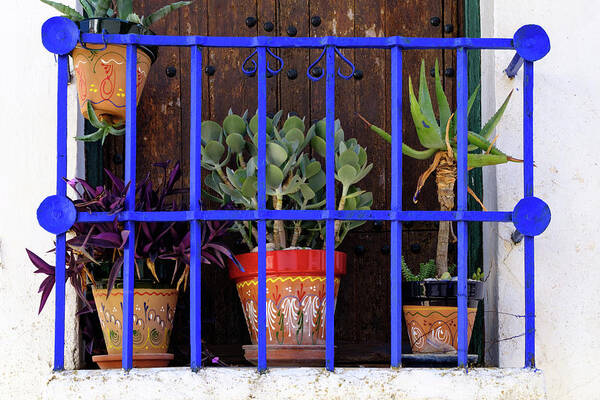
left=202, top=110, right=373, bottom=251
left=358, top=59, right=520, bottom=277
left=40, top=0, right=191, bottom=28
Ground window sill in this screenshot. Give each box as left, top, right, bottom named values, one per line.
left=44, top=367, right=546, bottom=400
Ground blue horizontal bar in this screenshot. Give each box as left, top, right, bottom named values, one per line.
left=75, top=210, right=513, bottom=223
left=80, top=34, right=514, bottom=50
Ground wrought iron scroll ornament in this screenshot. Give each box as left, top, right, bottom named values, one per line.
left=307, top=47, right=356, bottom=81
left=242, top=48, right=284, bottom=76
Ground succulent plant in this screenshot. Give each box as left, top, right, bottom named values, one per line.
left=358, top=59, right=520, bottom=277
left=201, top=110, right=374, bottom=251
left=40, top=0, right=192, bottom=28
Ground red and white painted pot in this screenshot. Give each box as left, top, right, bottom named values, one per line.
left=228, top=249, right=346, bottom=365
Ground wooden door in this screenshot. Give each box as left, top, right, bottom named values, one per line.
left=99, top=0, right=467, bottom=365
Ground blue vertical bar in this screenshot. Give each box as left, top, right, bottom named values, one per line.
left=325, top=46, right=336, bottom=372
left=189, top=45, right=203, bottom=371
left=390, top=46, right=403, bottom=368
left=257, top=46, right=268, bottom=372
left=523, top=60, right=535, bottom=368
left=53, top=54, right=68, bottom=371
left=456, top=48, right=469, bottom=368
left=122, top=44, right=137, bottom=370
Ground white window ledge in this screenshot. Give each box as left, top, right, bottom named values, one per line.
left=44, top=367, right=546, bottom=399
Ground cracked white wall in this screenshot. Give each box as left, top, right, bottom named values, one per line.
left=482, top=1, right=600, bottom=399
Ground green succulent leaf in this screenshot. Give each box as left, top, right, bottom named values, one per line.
left=337, top=164, right=357, bottom=186
left=143, top=1, right=192, bottom=28
left=480, top=89, right=513, bottom=140
left=241, top=176, right=257, bottom=198
left=204, top=141, right=225, bottom=163
left=418, top=60, right=439, bottom=131
left=408, top=77, right=445, bottom=149
left=249, top=114, right=274, bottom=135
left=310, top=136, right=327, bottom=158
left=79, top=0, right=95, bottom=18
left=201, top=121, right=222, bottom=144
left=223, top=114, right=246, bottom=134
left=266, top=142, right=288, bottom=166
left=338, top=149, right=359, bottom=169
left=266, top=164, right=284, bottom=189
left=225, top=132, right=246, bottom=153
left=305, top=161, right=321, bottom=179
left=116, top=0, right=133, bottom=20
left=284, top=128, right=305, bottom=149
left=94, top=0, right=111, bottom=17
left=434, top=59, right=451, bottom=133
left=299, top=183, right=315, bottom=201
left=40, top=0, right=85, bottom=20
left=283, top=116, right=305, bottom=133
left=307, top=169, right=326, bottom=192
left=465, top=153, right=509, bottom=168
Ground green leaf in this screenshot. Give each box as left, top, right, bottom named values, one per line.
left=86, top=101, right=102, bottom=128
left=305, top=161, right=321, bottom=179
left=337, top=165, right=357, bottom=186
left=223, top=114, right=246, bottom=135
left=40, top=0, right=84, bottom=20
left=204, top=141, right=225, bottom=163
left=143, top=1, right=192, bottom=28
left=226, top=132, right=245, bottom=153
left=108, top=126, right=125, bottom=136
left=409, top=76, right=444, bottom=149
left=357, top=147, right=367, bottom=167
left=338, top=149, right=359, bottom=169
left=249, top=114, right=274, bottom=135
left=284, top=128, right=304, bottom=148
left=480, top=90, right=513, bottom=140
left=283, top=116, right=304, bottom=133
left=201, top=121, right=222, bottom=144
left=434, top=59, right=451, bottom=133
left=94, top=0, right=111, bottom=17
left=465, top=153, right=509, bottom=168
left=315, top=119, right=327, bottom=139
left=418, top=60, right=439, bottom=130
left=266, top=164, right=284, bottom=189
left=307, top=170, right=326, bottom=192
left=79, top=0, right=95, bottom=18
left=299, top=183, right=315, bottom=201
left=468, top=85, right=480, bottom=117
left=75, top=128, right=106, bottom=142
left=241, top=176, right=257, bottom=198
left=310, top=136, right=327, bottom=158
left=116, top=0, right=133, bottom=20
left=266, top=142, right=288, bottom=166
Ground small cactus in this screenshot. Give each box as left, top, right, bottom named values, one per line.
left=201, top=109, right=373, bottom=251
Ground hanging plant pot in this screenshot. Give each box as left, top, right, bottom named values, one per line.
left=90, top=285, right=177, bottom=369
left=402, top=280, right=484, bottom=354
left=228, top=249, right=346, bottom=366
left=72, top=18, right=158, bottom=125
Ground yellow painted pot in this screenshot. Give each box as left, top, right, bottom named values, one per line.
left=92, top=287, right=178, bottom=354
left=72, top=44, right=151, bottom=125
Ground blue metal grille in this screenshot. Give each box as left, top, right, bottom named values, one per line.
left=39, top=17, right=551, bottom=372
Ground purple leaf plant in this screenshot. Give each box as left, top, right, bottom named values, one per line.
left=27, top=160, right=239, bottom=314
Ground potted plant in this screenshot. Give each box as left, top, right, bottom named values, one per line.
left=27, top=161, right=237, bottom=368
left=358, top=60, right=518, bottom=355
left=40, top=0, right=191, bottom=143
left=401, top=259, right=484, bottom=353
left=201, top=110, right=373, bottom=365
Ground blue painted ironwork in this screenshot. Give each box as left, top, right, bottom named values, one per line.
left=40, top=18, right=551, bottom=372
left=37, top=195, right=76, bottom=235
left=390, top=46, right=403, bottom=367
left=121, top=44, right=138, bottom=370
left=505, top=25, right=550, bottom=78
left=257, top=47, right=268, bottom=372
left=307, top=48, right=326, bottom=81
left=523, top=60, right=536, bottom=368
left=189, top=45, right=203, bottom=371
left=325, top=46, right=336, bottom=371
left=333, top=48, right=355, bottom=79
left=456, top=48, right=469, bottom=367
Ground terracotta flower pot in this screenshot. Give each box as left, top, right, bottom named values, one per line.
left=228, top=249, right=346, bottom=365
left=402, top=280, right=484, bottom=354
left=72, top=44, right=151, bottom=125
left=91, top=287, right=178, bottom=368
left=72, top=18, right=157, bottom=125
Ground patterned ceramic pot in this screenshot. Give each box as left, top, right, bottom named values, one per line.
left=403, top=306, right=477, bottom=353
left=229, top=250, right=346, bottom=350
left=72, top=43, right=151, bottom=125
left=92, top=287, right=178, bottom=354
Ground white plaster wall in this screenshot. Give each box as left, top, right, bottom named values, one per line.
left=0, top=1, right=81, bottom=399
left=481, top=1, right=600, bottom=399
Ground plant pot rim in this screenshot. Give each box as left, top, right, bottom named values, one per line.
left=92, top=278, right=175, bottom=290
left=228, top=249, right=347, bottom=282
left=403, top=279, right=484, bottom=301
left=77, top=17, right=158, bottom=63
